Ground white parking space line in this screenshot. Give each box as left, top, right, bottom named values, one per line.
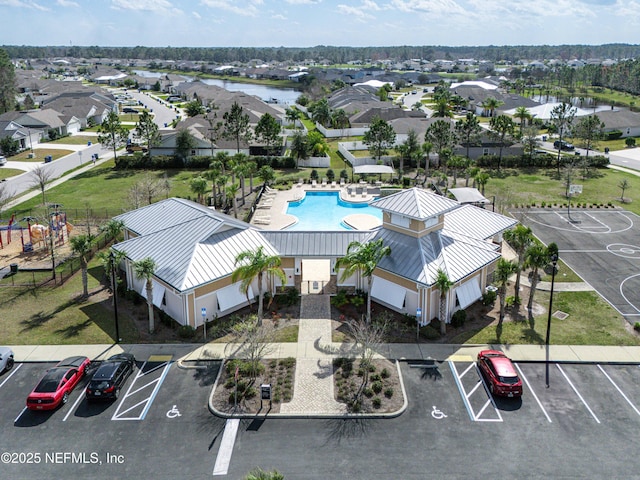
left=111, top=360, right=172, bottom=421
left=14, top=406, right=27, bottom=424
left=449, top=361, right=502, bottom=422
left=0, top=364, right=22, bottom=388
left=213, top=418, right=239, bottom=476
left=449, top=361, right=475, bottom=421
left=62, top=391, right=86, bottom=422
left=597, top=365, right=640, bottom=418
left=516, top=364, right=552, bottom=423
left=556, top=364, right=601, bottom=424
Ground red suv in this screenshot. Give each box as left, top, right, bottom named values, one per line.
left=477, top=350, right=523, bottom=398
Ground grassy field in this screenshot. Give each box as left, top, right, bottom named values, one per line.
left=13, top=148, right=75, bottom=161
left=46, top=136, right=98, bottom=146
left=0, top=168, right=26, bottom=180
left=484, top=167, right=640, bottom=216
left=451, top=291, right=640, bottom=346
left=0, top=258, right=139, bottom=345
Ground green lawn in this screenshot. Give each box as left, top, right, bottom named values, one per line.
left=0, top=168, right=26, bottom=180
left=46, top=135, right=97, bottom=146
left=8, top=160, right=204, bottom=219
left=13, top=148, right=75, bottom=161
left=451, top=291, right=640, bottom=346
left=0, top=258, right=139, bottom=345
left=484, top=167, right=640, bottom=216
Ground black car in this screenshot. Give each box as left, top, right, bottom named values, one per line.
left=553, top=140, right=575, bottom=151
left=122, top=107, right=139, bottom=114
left=85, top=353, right=135, bottom=401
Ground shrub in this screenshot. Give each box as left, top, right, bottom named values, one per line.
left=372, top=397, right=382, bottom=409
left=634, top=322, right=640, bottom=332
left=177, top=325, right=195, bottom=339
left=331, top=289, right=349, bottom=308
left=626, top=137, right=637, bottom=148
left=482, top=289, right=497, bottom=305
left=606, top=130, right=623, bottom=140
left=421, top=325, right=440, bottom=340
left=372, top=381, right=383, bottom=394
left=279, top=357, right=296, bottom=369
left=281, top=287, right=299, bottom=306
left=310, top=169, right=319, bottom=180
left=451, top=309, right=467, bottom=328
left=370, top=373, right=382, bottom=382
left=384, top=388, right=394, bottom=398
left=363, top=388, right=374, bottom=398
left=505, top=296, right=516, bottom=307
left=381, top=368, right=390, bottom=379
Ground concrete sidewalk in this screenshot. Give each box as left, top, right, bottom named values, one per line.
left=8, top=293, right=640, bottom=418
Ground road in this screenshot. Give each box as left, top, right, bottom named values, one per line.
left=3, top=89, right=179, bottom=205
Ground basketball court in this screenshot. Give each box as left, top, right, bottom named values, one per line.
left=518, top=207, right=640, bottom=320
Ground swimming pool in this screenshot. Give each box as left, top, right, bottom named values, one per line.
left=286, top=191, right=382, bottom=231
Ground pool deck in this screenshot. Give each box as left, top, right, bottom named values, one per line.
left=250, top=183, right=382, bottom=231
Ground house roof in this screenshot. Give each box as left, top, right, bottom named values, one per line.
left=261, top=231, right=373, bottom=257
left=594, top=109, right=640, bottom=130
left=444, top=204, right=517, bottom=241
left=371, top=188, right=460, bottom=221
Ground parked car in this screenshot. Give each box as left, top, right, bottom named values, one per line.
left=0, top=347, right=14, bottom=373
left=0, top=155, right=7, bottom=166
left=477, top=350, right=523, bottom=398
left=85, top=353, right=136, bottom=401
left=122, top=107, right=139, bottom=114
left=554, top=140, right=575, bottom=151
left=26, top=356, right=91, bottom=411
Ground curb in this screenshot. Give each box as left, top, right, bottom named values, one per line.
left=207, top=358, right=408, bottom=420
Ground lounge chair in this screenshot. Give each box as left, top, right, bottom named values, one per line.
left=311, top=180, right=317, bottom=188
left=297, top=178, right=303, bottom=187
left=340, top=178, right=345, bottom=186
left=321, top=178, right=327, bottom=187
left=331, top=181, right=336, bottom=188
left=253, top=217, right=271, bottom=225
left=362, top=186, right=368, bottom=198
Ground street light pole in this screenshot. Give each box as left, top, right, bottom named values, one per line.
left=110, top=250, right=121, bottom=343
left=545, top=253, right=558, bottom=388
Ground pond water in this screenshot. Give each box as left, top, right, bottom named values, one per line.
left=286, top=192, right=382, bottom=231
left=132, top=70, right=301, bottom=104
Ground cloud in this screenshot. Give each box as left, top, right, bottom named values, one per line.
left=192, top=10, right=201, bottom=18
left=337, top=1, right=381, bottom=20
left=111, top=0, right=182, bottom=14
left=199, top=0, right=260, bottom=16
left=0, top=0, right=48, bottom=11
left=284, top=0, right=322, bottom=4
left=272, top=13, right=287, bottom=19
left=56, top=0, right=79, bottom=6
left=389, top=0, right=467, bottom=15
left=466, top=0, right=597, bottom=18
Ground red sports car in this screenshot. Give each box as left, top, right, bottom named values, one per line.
left=477, top=350, right=523, bottom=398
left=26, top=356, right=91, bottom=411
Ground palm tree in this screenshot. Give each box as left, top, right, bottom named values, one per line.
left=189, top=175, right=208, bottom=204
left=335, top=239, right=392, bottom=323
left=513, top=106, right=532, bottom=137
left=494, top=258, right=517, bottom=326
left=475, top=171, right=490, bottom=194
left=134, top=257, right=157, bottom=334
left=310, top=98, right=331, bottom=127
left=285, top=107, right=301, bottom=129
left=481, top=97, right=504, bottom=118
left=503, top=224, right=534, bottom=305
left=97, top=247, right=126, bottom=306
left=244, top=468, right=284, bottom=480
left=524, top=244, right=549, bottom=311
left=232, top=246, right=286, bottom=326
left=100, top=219, right=124, bottom=244
left=70, top=234, right=95, bottom=298
left=434, top=269, right=454, bottom=335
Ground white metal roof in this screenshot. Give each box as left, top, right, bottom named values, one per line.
left=444, top=204, right=517, bottom=241
left=371, top=187, right=460, bottom=220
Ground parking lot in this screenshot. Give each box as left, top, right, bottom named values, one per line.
left=0, top=357, right=225, bottom=479
left=520, top=209, right=640, bottom=319
left=2, top=357, right=640, bottom=478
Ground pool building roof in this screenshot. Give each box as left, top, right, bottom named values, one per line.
left=112, top=188, right=516, bottom=292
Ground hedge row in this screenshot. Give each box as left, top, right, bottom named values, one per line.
left=475, top=154, right=609, bottom=169
left=115, top=154, right=297, bottom=170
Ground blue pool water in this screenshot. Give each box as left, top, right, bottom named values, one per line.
left=286, top=191, right=382, bottom=231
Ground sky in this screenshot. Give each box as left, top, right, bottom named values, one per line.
left=0, top=0, right=639, bottom=49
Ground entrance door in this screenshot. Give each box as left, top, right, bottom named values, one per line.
left=301, top=259, right=331, bottom=294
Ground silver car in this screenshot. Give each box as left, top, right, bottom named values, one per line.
left=0, top=347, right=14, bottom=373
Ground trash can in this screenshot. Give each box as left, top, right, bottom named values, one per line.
left=605, top=147, right=610, bottom=154
left=44, top=155, right=52, bottom=163
left=87, top=141, right=92, bottom=146
left=10, top=263, right=18, bottom=274
left=542, top=135, right=548, bottom=142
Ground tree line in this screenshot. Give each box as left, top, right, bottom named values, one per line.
left=4, top=43, right=640, bottom=64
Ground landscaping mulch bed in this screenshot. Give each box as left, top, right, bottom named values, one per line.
left=333, top=358, right=404, bottom=414
left=210, top=358, right=296, bottom=415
